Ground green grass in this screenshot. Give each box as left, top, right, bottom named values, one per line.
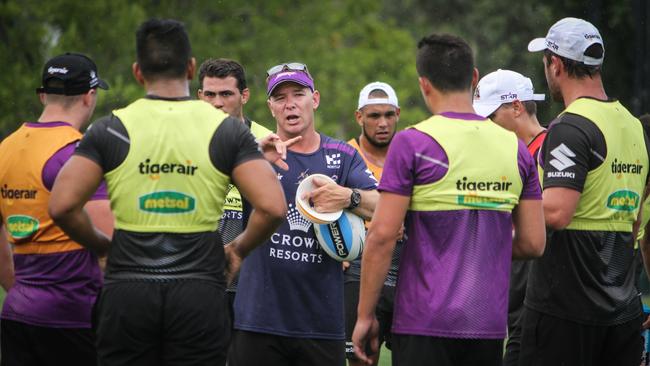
left=378, top=345, right=391, bottom=366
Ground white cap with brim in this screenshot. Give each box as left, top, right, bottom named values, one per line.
left=473, top=69, right=545, bottom=118
left=358, top=81, right=399, bottom=110
left=527, top=17, right=604, bottom=66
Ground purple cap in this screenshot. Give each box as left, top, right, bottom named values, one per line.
left=266, top=70, right=314, bottom=96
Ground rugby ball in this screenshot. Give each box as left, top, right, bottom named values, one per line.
left=295, top=173, right=343, bottom=224
left=314, top=210, right=366, bottom=262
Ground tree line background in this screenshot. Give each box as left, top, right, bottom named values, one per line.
left=0, top=0, right=648, bottom=139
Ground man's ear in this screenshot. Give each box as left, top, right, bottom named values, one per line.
left=418, top=76, right=431, bottom=96
left=312, top=90, right=320, bottom=110
left=355, top=110, right=363, bottom=127
left=471, top=67, right=479, bottom=90
left=512, top=100, right=524, bottom=117
left=82, top=88, right=97, bottom=107
left=241, top=88, right=251, bottom=105
left=187, top=57, right=196, bottom=80
left=132, top=62, right=145, bottom=86
left=550, top=55, right=563, bottom=77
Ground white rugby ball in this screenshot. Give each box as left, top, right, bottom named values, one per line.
left=295, top=173, right=343, bottom=224
left=314, top=210, right=366, bottom=262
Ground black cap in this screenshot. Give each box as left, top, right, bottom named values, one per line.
left=36, top=53, right=109, bottom=95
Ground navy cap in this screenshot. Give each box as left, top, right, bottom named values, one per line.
left=36, top=53, right=109, bottom=95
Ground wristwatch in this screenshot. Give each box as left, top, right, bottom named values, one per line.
left=347, top=189, right=361, bottom=210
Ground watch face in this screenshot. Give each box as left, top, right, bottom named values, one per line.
left=350, top=189, right=361, bottom=208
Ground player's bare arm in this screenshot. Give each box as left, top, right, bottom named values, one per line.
left=542, top=187, right=581, bottom=229
left=304, top=176, right=378, bottom=220
left=512, top=198, right=546, bottom=259
left=0, top=222, right=14, bottom=291
left=353, top=191, right=408, bottom=365
left=48, top=155, right=111, bottom=257
left=224, top=158, right=287, bottom=284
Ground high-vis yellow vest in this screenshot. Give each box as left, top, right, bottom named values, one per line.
left=107, top=98, right=231, bottom=233
left=222, top=121, right=272, bottom=214
left=0, top=124, right=82, bottom=254
left=410, top=115, right=523, bottom=212
left=562, top=99, right=648, bottom=232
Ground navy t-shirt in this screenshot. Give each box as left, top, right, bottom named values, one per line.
left=234, top=134, right=377, bottom=339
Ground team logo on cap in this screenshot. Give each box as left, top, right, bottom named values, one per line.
left=546, top=40, right=559, bottom=51
left=47, top=66, right=69, bottom=75
left=474, top=87, right=481, bottom=100
left=500, top=93, right=518, bottom=101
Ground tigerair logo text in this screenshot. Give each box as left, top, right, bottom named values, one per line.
left=606, top=190, right=639, bottom=212
left=139, top=191, right=196, bottom=214
left=6, top=215, right=39, bottom=238
left=611, top=159, right=643, bottom=176
left=456, top=176, right=513, bottom=208
left=456, top=176, right=512, bottom=191
left=1, top=185, right=37, bottom=199
left=139, top=159, right=198, bottom=179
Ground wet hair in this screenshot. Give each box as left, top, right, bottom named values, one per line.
left=198, top=58, right=247, bottom=92
left=135, top=18, right=191, bottom=80
left=416, top=34, right=474, bottom=92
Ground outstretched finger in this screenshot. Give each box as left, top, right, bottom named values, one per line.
left=273, top=159, right=289, bottom=171
left=284, top=135, right=302, bottom=148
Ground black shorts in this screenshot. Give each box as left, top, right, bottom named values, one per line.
left=391, top=334, right=503, bottom=366
left=229, top=329, right=345, bottom=366
left=519, top=307, right=643, bottom=366
left=0, top=319, right=97, bottom=366
left=503, top=259, right=531, bottom=366
left=95, top=280, right=230, bottom=366
left=344, top=281, right=395, bottom=360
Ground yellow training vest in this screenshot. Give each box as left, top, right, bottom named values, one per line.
left=563, top=99, right=648, bottom=232
left=106, top=98, right=231, bottom=233
left=410, top=115, right=523, bottom=212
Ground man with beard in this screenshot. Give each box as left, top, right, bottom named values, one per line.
left=345, top=82, right=401, bottom=366
left=520, top=17, right=650, bottom=365
left=197, top=58, right=273, bottom=323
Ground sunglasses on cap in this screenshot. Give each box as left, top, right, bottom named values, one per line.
left=266, top=62, right=311, bottom=77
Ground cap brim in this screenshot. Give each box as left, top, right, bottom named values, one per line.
left=96, top=78, right=109, bottom=90
left=473, top=102, right=501, bottom=118
left=267, top=79, right=313, bottom=96
left=532, top=93, right=545, bottom=101
left=528, top=38, right=547, bottom=52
